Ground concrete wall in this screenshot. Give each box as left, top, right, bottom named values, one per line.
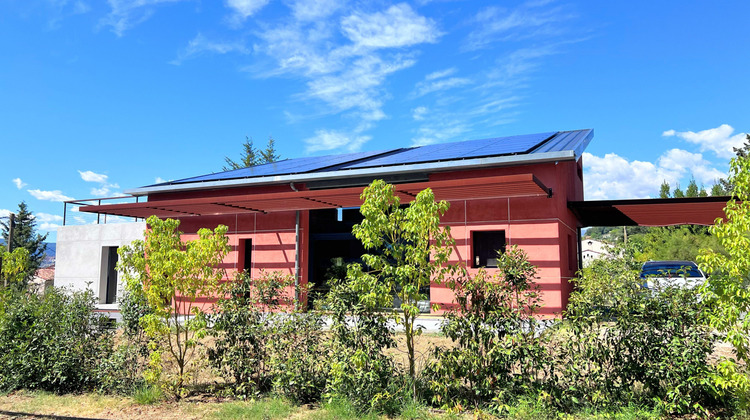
left=54, top=222, right=146, bottom=310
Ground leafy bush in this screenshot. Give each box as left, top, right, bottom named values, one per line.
left=96, top=289, right=154, bottom=395
left=208, top=270, right=294, bottom=397
left=0, top=287, right=112, bottom=393
left=267, top=311, right=329, bottom=404
left=550, top=248, right=720, bottom=415
left=323, top=275, right=402, bottom=415
left=425, top=246, right=548, bottom=410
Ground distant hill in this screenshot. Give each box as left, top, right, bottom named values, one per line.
left=0, top=241, right=56, bottom=267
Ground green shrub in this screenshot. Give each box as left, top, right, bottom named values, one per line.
left=132, top=384, right=164, bottom=405
left=550, top=248, right=720, bottom=415
left=424, top=246, right=548, bottom=411
left=96, top=290, right=152, bottom=395
left=208, top=270, right=293, bottom=397
left=0, top=287, right=113, bottom=393
left=323, top=275, right=403, bottom=415
left=267, top=311, right=329, bottom=404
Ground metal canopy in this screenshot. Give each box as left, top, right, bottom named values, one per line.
left=80, top=174, right=551, bottom=218
left=569, top=197, right=730, bottom=227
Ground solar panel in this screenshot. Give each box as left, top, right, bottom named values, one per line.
left=338, top=132, right=556, bottom=169
left=166, top=149, right=393, bottom=185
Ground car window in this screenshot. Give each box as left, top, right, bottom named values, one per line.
left=640, top=263, right=703, bottom=278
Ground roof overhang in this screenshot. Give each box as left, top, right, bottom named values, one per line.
left=83, top=173, right=552, bottom=218
left=569, top=196, right=730, bottom=227
left=124, top=150, right=577, bottom=196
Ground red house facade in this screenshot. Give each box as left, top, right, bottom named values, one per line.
left=77, top=130, right=597, bottom=315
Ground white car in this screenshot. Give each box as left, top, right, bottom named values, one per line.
left=639, top=260, right=707, bottom=291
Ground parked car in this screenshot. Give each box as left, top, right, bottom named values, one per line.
left=639, top=260, right=707, bottom=290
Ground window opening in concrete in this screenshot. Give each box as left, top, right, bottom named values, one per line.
left=104, top=246, right=119, bottom=304
left=472, top=230, right=506, bottom=268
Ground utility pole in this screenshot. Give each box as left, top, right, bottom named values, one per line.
left=7, top=213, right=15, bottom=252
left=2, top=213, right=15, bottom=288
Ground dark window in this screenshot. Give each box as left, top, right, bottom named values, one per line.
left=105, top=246, right=119, bottom=304
left=472, top=230, right=506, bottom=268
left=240, top=239, right=252, bottom=273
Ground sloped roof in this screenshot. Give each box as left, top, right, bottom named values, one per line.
left=126, top=129, right=593, bottom=195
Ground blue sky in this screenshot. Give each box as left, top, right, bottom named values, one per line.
left=1, top=0, right=748, bottom=241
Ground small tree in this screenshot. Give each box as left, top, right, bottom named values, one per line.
left=349, top=180, right=455, bottom=389
left=698, top=153, right=750, bottom=405
left=0, top=247, right=29, bottom=290
left=117, top=215, right=229, bottom=398
left=223, top=136, right=280, bottom=171
left=1, top=202, right=47, bottom=282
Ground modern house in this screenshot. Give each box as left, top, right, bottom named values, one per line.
left=55, top=129, right=728, bottom=315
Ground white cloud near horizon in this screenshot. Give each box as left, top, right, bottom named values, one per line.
left=0, top=209, right=10, bottom=218
left=12, top=178, right=27, bottom=189
left=583, top=148, right=725, bottom=200
left=36, top=213, right=64, bottom=223
left=28, top=189, right=74, bottom=202
left=663, top=124, right=748, bottom=159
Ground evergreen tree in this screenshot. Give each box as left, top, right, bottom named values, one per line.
left=659, top=181, right=671, bottom=198
left=1, top=202, right=47, bottom=282
left=672, top=184, right=685, bottom=198
left=718, top=134, right=750, bottom=193
left=222, top=136, right=280, bottom=171
left=685, top=178, right=699, bottom=197
left=711, top=182, right=728, bottom=196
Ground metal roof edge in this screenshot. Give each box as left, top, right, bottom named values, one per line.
left=125, top=150, right=576, bottom=196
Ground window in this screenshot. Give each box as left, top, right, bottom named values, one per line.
left=240, top=239, right=252, bottom=273
left=472, top=230, right=506, bottom=268
left=102, top=246, right=119, bottom=304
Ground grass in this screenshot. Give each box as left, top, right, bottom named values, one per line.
left=210, top=397, right=297, bottom=419
left=133, top=385, right=164, bottom=405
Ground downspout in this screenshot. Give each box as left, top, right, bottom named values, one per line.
left=290, top=183, right=300, bottom=308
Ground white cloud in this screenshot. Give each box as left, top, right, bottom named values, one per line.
left=36, top=213, right=64, bottom=223
left=12, top=178, right=27, bottom=189
left=413, top=75, right=472, bottom=98
left=412, top=106, right=428, bottom=121
left=465, top=2, right=573, bottom=51
left=305, top=54, right=414, bottom=120
left=78, top=170, right=108, bottom=183
left=100, top=0, right=185, bottom=37
left=155, top=177, right=167, bottom=184
left=0, top=209, right=10, bottom=218
left=412, top=120, right=470, bottom=146
left=583, top=148, right=725, bottom=200
left=39, top=223, right=61, bottom=231
left=304, top=129, right=371, bottom=153
left=226, top=0, right=271, bottom=21
left=340, top=3, right=441, bottom=49
left=663, top=124, right=748, bottom=159
left=78, top=170, right=121, bottom=196
left=28, top=189, right=74, bottom=202
left=288, top=0, right=341, bottom=21
left=172, top=33, right=249, bottom=65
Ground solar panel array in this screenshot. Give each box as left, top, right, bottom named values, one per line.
left=159, top=130, right=591, bottom=186
left=169, top=148, right=393, bottom=185
left=335, top=132, right=556, bottom=170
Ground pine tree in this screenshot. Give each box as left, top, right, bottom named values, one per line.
left=1, top=202, right=47, bottom=282
left=659, top=181, right=671, bottom=198
left=672, top=184, right=685, bottom=198
left=685, top=178, right=699, bottom=197
left=222, top=136, right=280, bottom=171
